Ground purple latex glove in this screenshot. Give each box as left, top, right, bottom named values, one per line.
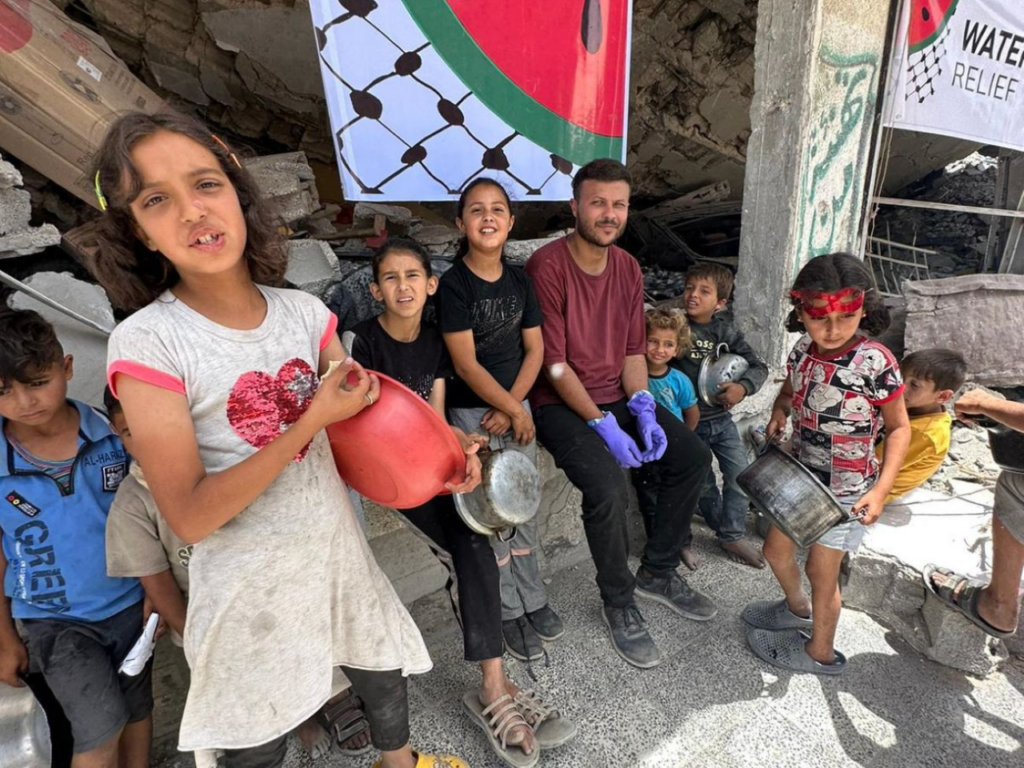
left=590, top=412, right=643, bottom=469
left=628, top=390, right=668, bottom=462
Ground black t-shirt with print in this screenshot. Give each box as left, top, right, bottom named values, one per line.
left=349, top=316, right=452, bottom=401
left=437, top=260, right=543, bottom=409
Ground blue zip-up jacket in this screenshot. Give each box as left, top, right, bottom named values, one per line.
left=1, top=400, right=142, bottom=621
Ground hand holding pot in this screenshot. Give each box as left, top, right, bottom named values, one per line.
left=717, top=382, right=746, bottom=408
left=446, top=431, right=483, bottom=494
left=590, top=413, right=643, bottom=469
left=629, top=390, right=668, bottom=462
left=851, top=487, right=885, bottom=526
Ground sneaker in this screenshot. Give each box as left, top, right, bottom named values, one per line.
left=503, top=616, right=545, bottom=661
left=635, top=568, right=718, bottom=621
left=525, top=604, right=565, bottom=642
left=601, top=603, right=662, bottom=669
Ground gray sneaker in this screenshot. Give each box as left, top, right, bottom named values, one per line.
left=601, top=603, right=662, bottom=669
left=634, top=568, right=718, bottom=621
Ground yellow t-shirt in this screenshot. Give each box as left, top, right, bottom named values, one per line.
left=876, top=411, right=951, bottom=502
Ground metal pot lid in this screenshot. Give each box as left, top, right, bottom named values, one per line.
left=697, top=343, right=750, bottom=407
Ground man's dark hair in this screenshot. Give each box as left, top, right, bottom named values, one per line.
left=901, top=349, right=967, bottom=393
left=685, top=263, right=735, bottom=302
left=572, top=158, right=632, bottom=200
left=0, top=307, right=64, bottom=386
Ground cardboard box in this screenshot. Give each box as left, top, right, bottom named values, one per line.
left=0, top=0, right=163, bottom=206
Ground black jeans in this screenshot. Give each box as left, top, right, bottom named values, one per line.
left=398, top=494, right=504, bottom=661
left=224, top=667, right=411, bottom=767
left=535, top=399, right=712, bottom=608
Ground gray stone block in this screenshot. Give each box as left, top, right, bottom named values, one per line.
left=0, top=187, right=32, bottom=235
left=904, top=275, right=1024, bottom=387
left=0, top=223, right=61, bottom=256
left=284, top=239, right=339, bottom=298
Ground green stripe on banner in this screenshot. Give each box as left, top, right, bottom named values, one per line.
left=401, top=0, right=623, bottom=167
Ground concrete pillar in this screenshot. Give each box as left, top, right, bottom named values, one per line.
left=734, top=0, right=893, bottom=368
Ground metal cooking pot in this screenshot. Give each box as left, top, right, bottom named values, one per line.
left=697, top=343, right=750, bottom=407
left=0, top=682, right=52, bottom=768
left=737, top=443, right=858, bottom=548
left=454, top=449, right=541, bottom=540
left=976, top=417, right=1024, bottom=474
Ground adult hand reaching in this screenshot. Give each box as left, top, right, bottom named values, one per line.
left=628, top=390, right=667, bottom=462
left=590, top=413, right=643, bottom=469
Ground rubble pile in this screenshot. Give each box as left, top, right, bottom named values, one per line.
left=0, top=152, right=61, bottom=258
left=871, top=153, right=997, bottom=287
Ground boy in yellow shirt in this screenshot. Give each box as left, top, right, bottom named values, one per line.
left=877, top=349, right=966, bottom=502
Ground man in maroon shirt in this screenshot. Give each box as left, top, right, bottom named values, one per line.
left=526, top=159, right=716, bottom=668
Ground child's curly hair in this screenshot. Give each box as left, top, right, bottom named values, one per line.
left=645, top=308, right=692, bottom=357
left=785, top=253, right=890, bottom=336
left=90, top=111, right=287, bottom=312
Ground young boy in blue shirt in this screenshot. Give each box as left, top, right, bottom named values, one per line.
left=644, top=309, right=699, bottom=430
left=674, top=264, right=769, bottom=570
left=0, top=308, right=151, bottom=768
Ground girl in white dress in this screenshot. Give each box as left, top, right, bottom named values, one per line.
left=92, top=111, right=470, bottom=768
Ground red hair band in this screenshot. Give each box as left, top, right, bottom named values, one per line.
left=790, top=287, right=864, bottom=318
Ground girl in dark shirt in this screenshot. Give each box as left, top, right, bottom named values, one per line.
left=348, top=238, right=575, bottom=766
left=439, top=179, right=566, bottom=665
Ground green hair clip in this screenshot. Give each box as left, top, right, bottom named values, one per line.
left=94, top=171, right=108, bottom=212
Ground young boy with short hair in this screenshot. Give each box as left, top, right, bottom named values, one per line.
left=876, top=348, right=966, bottom=502
left=644, top=309, right=699, bottom=430
left=675, top=263, right=769, bottom=569
left=0, top=308, right=151, bottom=768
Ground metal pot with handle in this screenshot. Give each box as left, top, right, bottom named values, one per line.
left=975, top=416, right=1024, bottom=474
left=697, top=343, right=750, bottom=407
left=454, top=449, right=542, bottom=540
left=737, top=442, right=860, bottom=548
left=0, top=682, right=52, bottom=768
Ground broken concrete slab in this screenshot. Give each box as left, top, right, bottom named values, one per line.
left=9, top=272, right=112, bottom=405
left=843, top=487, right=1014, bottom=677
left=0, top=224, right=61, bottom=257
left=244, top=152, right=320, bottom=224
left=504, top=235, right=566, bottom=263
left=0, top=188, right=32, bottom=236
left=353, top=203, right=414, bottom=229
left=0, top=159, right=23, bottom=189
left=284, top=239, right=339, bottom=299
left=904, top=275, right=1024, bottom=388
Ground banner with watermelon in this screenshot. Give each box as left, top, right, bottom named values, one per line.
left=884, top=0, right=1024, bottom=151
left=308, top=0, right=633, bottom=201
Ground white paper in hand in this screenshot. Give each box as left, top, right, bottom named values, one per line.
left=119, top=613, right=160, bottom=676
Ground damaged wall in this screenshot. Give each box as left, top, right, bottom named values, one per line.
left=49, top=0, right=977, bottom=203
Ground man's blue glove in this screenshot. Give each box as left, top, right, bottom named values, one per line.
left=589, top=412, right=643, bottom=469
left=628, top=390, right=667, bottom=463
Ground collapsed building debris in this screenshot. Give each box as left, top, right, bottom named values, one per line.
left=244, top=151, right=320, bottom=225
left=0, top=152, right=60, bottom=257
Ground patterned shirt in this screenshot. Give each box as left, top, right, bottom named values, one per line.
left=787, top=335, right=904, bottom=498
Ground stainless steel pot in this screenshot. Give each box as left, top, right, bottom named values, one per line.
left=737, top=443, right=857, bottom=547
left=454, top=449, right=541, bottom=539
left=697, top=343, right=750, bottom=407
left=0, top=683, right=52, bottom=768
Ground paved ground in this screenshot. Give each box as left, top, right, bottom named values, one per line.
left=201, top=522, right=1022, bottom=768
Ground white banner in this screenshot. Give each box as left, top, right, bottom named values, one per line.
left=884, top=0, right=1024, bottom=151
left=307, top=1, right=633, bottom=201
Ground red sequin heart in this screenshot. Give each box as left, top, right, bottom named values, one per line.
left=226, top=358, right=317, bottom=461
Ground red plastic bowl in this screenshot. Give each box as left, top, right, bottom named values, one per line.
left=326, top=371, right=466, bottom=508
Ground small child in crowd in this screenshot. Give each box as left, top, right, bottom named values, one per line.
left=0, top=308, right=152, bottom=768
left=876, top=348, right=966, bottom=502
left=347, top=237, right=574, bottom=767
left=745, top=252, right=910, bottom=675
left=644, top=309, right=699, bottom=430
left=674, top=263, right=769, bottom=569
left=439, top=177, right=564, bottom=663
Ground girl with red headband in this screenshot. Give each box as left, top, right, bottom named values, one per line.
left=742, top=253, right=910, bottom=675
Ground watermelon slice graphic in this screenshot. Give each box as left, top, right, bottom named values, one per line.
left=401, top=0, right=630, bottom=167
left=908, top=0, right=959, bottom=53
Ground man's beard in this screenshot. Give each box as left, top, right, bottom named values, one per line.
left=575, top=217, right=625, bottom=247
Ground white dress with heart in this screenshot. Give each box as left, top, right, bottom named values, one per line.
left=107, top=286, right=432, bottom=752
